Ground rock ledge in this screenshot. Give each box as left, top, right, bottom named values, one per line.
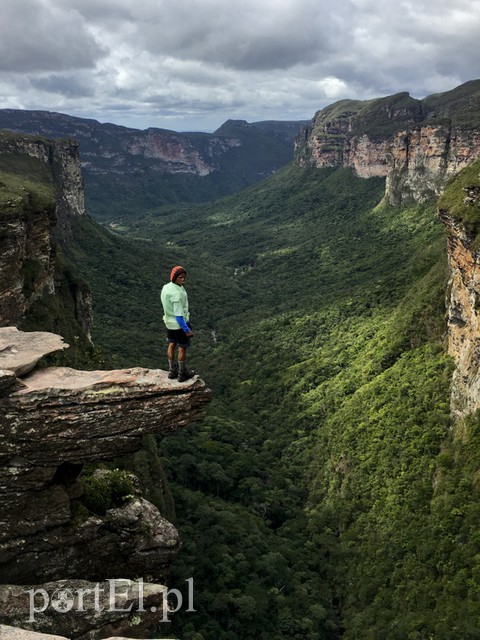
left=0, top=328, right=210, bottom=638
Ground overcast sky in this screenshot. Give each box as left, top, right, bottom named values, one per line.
left=1, top=0, right=479, bottom=132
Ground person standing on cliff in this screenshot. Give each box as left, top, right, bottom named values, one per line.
left=160, top=265, right=195, bottom=382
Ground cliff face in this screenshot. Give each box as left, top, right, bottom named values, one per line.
left=439, top=210, right=480, bottom=415
left=0, top=133, right=85, bottom=233
left=0, top=327, right=211, bottom=637
left=124, top=128, right=241, bottom=176
left=295, top=81, right=480, bottom=204
left=0, top=176, right=56, bottom=327
left=0, top=132, right=92, bottom=338
left=438, top=159, right=480, bottom=416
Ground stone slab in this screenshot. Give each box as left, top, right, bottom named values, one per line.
left=0, top=328, right=68, bottom=377
left=0, top=625, right=68, bottom=640
left=16, top=366, right=196, bottom=394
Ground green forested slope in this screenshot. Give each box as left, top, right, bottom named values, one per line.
left=64, top=163, right=480, bottom=638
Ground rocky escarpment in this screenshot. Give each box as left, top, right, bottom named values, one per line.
left=0, top=110, right=241, bottom=177
left=295, top=81, right=480, bottom=205
left=124, top=128, right=241, bottom=176
left=438, top=159, right=480, bottom=416
left=0, top=110, right=304, bottom=180
left=0, top=110, right=306, bottom=219
left=0, top=132, right=85, bottom=236
left=0, top=132, right=92, bottom=339
left=0, top=581, right=173, bottom=640
left=0, top=173, right=56, bottom=327
left=0, top=327, right=211, bottom=637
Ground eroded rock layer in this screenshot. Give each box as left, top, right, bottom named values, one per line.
left=0, top=328, right=211, bottom=637
left=295, top=83, right=480, bottom=205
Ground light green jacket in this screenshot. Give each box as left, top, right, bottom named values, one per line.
left=161, top=281, right=190, bottom=330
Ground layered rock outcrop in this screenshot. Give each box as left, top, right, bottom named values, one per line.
left=440, top=210, right=479, bottom=415
left=125, top=128, right=241, bottom=176
left=0, top=133, right=85, bottom=231
left=439, top=169, right=480, bottom=416
left=295, top=82, right=480, bottom=205
left=1, top=625, right=69, bottom=640
left=0, top=327, right=211, bottom=637
left=0, top=159, right=56, bottom=326
left=0, top=580, right=172, bottom=640
left=0, top=132, right=91, bottom=333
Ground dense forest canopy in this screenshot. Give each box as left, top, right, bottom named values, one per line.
left=56, top=160, right=480, bottom=639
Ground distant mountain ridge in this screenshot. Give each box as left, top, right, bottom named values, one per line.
left=295, top=79, right=480, bottom=204
left=0, top=109, right=308, bottom=220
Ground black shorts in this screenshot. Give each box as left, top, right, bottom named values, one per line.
left=166, top=328, right=190, bottom=348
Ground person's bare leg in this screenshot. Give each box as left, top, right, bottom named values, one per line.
left=177, top=346, right=194, bottom=381
left=167, top=342, right=177, bottom=378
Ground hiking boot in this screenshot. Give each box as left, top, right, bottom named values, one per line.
left=168, top=369, right=178, bottom=379
left=177, top=369, right=195, bottom=382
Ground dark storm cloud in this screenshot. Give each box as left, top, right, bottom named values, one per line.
left=138, top=0, right=336, bottom=71
left=0, top=0, right=105, bottom=72
left=1, top=0, right=479, bottom=131
left=30, top=74, right=95, bottom=98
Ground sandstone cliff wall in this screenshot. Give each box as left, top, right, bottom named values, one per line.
left=124, top=128, right=242, bottom=176
left=295, top=83, right=480, bottom=206
left=296, top=121, right=480, bottom=205
left=0, top=183, right=56, bottom=327
left=0, top=134, right=91, bottom=335
left=0, top=134, right=85, bottom=229
left=438, top=173, right=480, bottom=416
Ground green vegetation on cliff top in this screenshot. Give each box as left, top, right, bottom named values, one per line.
left=438, top=157, right=480, bottom=235
left=0, top=148, right=54, bottom=215
left=311, top=79, right=480, bottom=140
left=423, top=79, right=480, bottom=127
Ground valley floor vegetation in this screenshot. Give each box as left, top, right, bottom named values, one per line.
left=56, top=164, right=480, bottom=638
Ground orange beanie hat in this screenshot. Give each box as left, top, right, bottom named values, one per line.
left=170, top=265, right=186, bottom=282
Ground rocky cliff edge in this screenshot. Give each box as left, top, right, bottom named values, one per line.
left=295, top=82, right=480, bottom=205
left=0, top=327, right=211, bottom=638
left=438, top=159, right=480, bottom=416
